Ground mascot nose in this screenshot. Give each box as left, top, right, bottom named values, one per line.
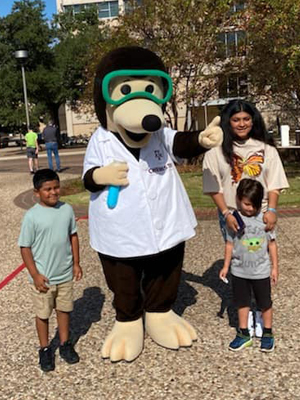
left=142, top=115, right=162, bottom=132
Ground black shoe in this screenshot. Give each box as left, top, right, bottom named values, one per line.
left=39, top=347, right=55, bottom=372
left=59, top=340, right=79, bottom=364
left=30, top=170, right=34, bottom=174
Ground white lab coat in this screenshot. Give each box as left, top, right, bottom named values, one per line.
left=83, top=126, right=197, bottom=258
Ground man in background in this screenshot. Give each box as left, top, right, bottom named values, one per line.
left=42, top=120, right=61, bottom=172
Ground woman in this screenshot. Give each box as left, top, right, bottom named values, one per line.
left=203, top=99, right=289, bottom=237
left=202, top=99, right=289, bottom=337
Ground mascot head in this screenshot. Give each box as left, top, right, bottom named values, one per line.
left=94, top=46, right=172, bottom=148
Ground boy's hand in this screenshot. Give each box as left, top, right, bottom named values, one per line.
left=33, top=273, right=49, bottom=292
left=73, top=264, right=83, bottom=281
left=271, top=267, right=278, bottom=285
left=219, top=267, right=229, bottom=281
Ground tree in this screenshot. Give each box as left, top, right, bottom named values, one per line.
left=243, top=0, right=300, bottom=126
left=0, top=1, right=109, bottom=131
left=0, top=0, right=53, bottom=131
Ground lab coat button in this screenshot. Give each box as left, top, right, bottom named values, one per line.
left=149, top=191, right=157, bottom=200
left=154, top=220, right=163, bottom=230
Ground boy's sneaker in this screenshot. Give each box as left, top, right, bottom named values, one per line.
left=247, top=311, right=254, bottom=338
left=39, top=347, right=55, bottom=372
left=260, top=334, right=275, bottom=352
left=255, top=311, right=264, bottom=338
left=59, top=340, right=80, bottom=364
left=229, top=331, right=253, bottom=351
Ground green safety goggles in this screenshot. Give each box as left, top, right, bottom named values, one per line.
left=102, top=69, right=173, bottom=106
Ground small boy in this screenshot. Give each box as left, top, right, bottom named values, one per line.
left=219, top=178, right=278, bottom=352
left=18, top=169, right=82, bottom=372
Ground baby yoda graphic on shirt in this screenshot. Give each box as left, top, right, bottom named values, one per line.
left=226, top=212, right=276, bottom=280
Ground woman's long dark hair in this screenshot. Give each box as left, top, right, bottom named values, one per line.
left=220, top=99, right=275, bottom=165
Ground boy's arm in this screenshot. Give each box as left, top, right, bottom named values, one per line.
left=268, top=239, right=278, bottom=285
left=70, top=233, right=82, bottom=281
left=219, top=241, right=233, bottom=279
left=20, top=247, right=49, bottom=292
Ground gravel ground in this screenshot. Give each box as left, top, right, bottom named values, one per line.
left=1, top=172, right=300, bottom=400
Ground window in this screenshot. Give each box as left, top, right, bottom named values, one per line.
left=219, top=74, right=249, bottom=98
left=217, top=30, right=246, bottom=58
left=124, top=0, right=142, bottom=14
left=98, top=1, right=119, bottom=18
left=231, top=1, right=246, bottom=12
left=64, top=2, right=119, bottom=18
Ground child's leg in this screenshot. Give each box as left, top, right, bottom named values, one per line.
left=238, top=306, right=251, bottom=329
left=56, top=310, right=70, bottom=344
left=252, top=278, right=273, bottom=330
left=36, top=317, right=49, bottom=348
left=261, top=306, right=273, bottom=329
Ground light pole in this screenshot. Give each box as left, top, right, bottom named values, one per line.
left=15, top=50, right=30, bottom=149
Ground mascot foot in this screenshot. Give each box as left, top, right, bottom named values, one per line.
left=101, top=318, right=144, bottom=362
left=145, top=310, right=197, bottom=349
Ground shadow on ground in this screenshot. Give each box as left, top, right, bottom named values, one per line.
left=50, top=286, right=104, bottom=350
left=174, top=260, right=238, bottom=328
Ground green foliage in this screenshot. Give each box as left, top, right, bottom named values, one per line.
left=244, top=0, right=300, bottom=125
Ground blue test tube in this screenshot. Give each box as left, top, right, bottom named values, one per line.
left=107, top=185, right=120, bottom=209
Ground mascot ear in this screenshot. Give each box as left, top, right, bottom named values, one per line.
left=94, top=76, right=107, bottom=128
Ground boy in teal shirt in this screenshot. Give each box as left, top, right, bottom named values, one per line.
left=18, top=169, right=82, bottom=372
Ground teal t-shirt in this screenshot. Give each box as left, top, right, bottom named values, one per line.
left=18, top=202, right=77, bottom=285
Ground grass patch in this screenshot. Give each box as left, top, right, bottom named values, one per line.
left=60, top=170, right=300, bottom=209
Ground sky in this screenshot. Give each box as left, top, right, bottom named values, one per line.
left=0, top=0, right=57, bottom=20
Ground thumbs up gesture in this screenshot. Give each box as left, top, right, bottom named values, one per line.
left=198, top=116, right=223, bottom=149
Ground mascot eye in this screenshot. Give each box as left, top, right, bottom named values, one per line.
left=145, top=85, right=154, bottom=93
left=121, top=84, right=131, bottom=95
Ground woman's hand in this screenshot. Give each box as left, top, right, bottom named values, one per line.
left=226, top=213, right=239, bottom=232
left=263, top=211, right=277, bottom=231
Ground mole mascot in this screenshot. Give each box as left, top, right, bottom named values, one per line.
left=83, top=46, right=222, bottom=362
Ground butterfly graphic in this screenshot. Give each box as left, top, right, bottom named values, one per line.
left=231, top=151, right=264, bottom=183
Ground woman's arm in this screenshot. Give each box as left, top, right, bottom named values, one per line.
left=263, top=190, right=279, bottom=231
left=210, top=192, right=239, bottom=232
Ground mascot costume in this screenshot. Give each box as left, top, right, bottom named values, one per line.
left=83, top=46, right=222, bottom=362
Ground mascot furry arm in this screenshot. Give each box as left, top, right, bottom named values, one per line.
left=83, top=47, right=222, bottom=362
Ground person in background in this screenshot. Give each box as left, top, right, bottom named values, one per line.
left=202, top=99, right=289, bottom=337
left=219, top=179, right=278, bottom=352
left=18, top=169, right=82, bottom=372
left=25, top=126, right=39, bottom=174
left=42, top=120, right=61, bottom=172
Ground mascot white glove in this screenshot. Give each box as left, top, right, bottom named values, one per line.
left=92, top=161, right=129, bottom=186
left=198, top=116, right=223, bottom=149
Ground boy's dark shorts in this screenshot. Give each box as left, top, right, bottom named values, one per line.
left=231, top=275, right=272, bottom=310
left=30, top=280, right=73, bottom=319
left=26, top=147, right=38, bottom=158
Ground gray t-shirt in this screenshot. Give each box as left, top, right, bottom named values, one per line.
left=226, top=212, right=276, bottom=280
left=18, top=202, right=77, bottom=285
left=43, top=125, right=58, bottom=143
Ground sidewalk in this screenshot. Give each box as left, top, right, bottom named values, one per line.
left=0, top=144, right=86, bottom=161
left=1, top=171, right=300, bottom=399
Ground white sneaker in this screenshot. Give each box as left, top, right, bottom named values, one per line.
left=247, top=311, right=254, bottom=338
left=255, top=311, right=264, bottom=338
